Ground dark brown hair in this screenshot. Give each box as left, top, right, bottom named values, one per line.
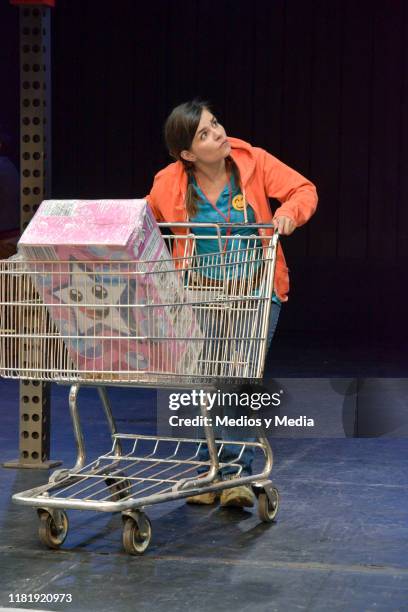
left=164, top=99, right=241, bottom=218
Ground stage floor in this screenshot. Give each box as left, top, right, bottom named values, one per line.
left=0, top=380, right=407, bottom=611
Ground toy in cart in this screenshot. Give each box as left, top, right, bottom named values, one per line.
left=0, top=199, right=280, bottom=555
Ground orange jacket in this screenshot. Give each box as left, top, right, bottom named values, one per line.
left=146, top=137, right=318, bottom=301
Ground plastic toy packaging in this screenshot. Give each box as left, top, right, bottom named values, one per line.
left=18, top=199, right=203, bottom=376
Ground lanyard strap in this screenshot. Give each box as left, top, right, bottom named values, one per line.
left=194, top=174, right=233, bottom=253
left=194, top=174, right=232, bottom=228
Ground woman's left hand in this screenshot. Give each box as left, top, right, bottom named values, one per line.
left=273, top=215, right=296, bottom=235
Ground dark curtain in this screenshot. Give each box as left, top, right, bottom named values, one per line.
left=3, top=0, right=407, bottom=343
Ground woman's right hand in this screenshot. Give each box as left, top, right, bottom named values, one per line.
left=273, top=215, right=296, bottom=235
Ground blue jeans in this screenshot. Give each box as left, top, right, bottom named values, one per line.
left=197, top=300, right=281, bottom=477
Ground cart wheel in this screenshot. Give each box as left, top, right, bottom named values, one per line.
left=258, top=487, right=279, bottom=523
left=38, top=510, right=68, bottom=549
left=122, top=513, right=152, bottom=555
left=105, top=475, right=132, bottom=501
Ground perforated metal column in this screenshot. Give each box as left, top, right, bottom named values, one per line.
left=4, top=4, right=60, bottom=469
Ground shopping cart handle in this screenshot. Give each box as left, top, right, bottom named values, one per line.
left=158, top=222, right=278, bottom=231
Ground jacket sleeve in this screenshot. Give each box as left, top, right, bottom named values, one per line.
left=144, top=174, right=165, bottom=222
left=260, top=149, right=318, bottom=227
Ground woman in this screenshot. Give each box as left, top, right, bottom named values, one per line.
left=147, top=100, right=317, bottom=508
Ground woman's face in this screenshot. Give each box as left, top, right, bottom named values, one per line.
left=182, top=108, right=231, bottom=165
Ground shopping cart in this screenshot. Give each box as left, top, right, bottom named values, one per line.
left=0, top=223, right=280, bottom=554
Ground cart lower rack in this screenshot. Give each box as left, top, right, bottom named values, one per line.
left=0, top=224, right=280, bottom=554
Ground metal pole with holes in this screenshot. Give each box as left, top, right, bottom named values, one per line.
left=4, top=0, right=59, bottom=469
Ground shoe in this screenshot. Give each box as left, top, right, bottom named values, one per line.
left=186, top=490, right=220, bottom=505
left=220, top=484, right=255, bottom=508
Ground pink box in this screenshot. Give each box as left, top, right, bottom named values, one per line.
left=18, top=199, right=203, bottom=376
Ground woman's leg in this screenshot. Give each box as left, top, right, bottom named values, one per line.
left=187, top=301, right=281, bottom=502
left=219, top=301, right=281, bottom=477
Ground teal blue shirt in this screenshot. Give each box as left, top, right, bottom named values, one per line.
left=190, top=174, right=280, bottom=304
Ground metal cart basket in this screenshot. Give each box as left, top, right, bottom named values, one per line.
left=0, top=223, right=280, bottom=554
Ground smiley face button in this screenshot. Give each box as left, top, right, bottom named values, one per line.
left=232, top=194, right=245, bottom=211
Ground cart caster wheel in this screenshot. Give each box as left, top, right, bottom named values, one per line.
left=122, top=513, right=152, bottom=555
left=105, top=474, right=132, bottom=501
left=258, top=487, right=279, bottom=523
left=37, top=509, right=68, bottom=549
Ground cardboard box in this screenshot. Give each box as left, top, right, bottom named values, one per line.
left=18, top=199, right=203, bottom=377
